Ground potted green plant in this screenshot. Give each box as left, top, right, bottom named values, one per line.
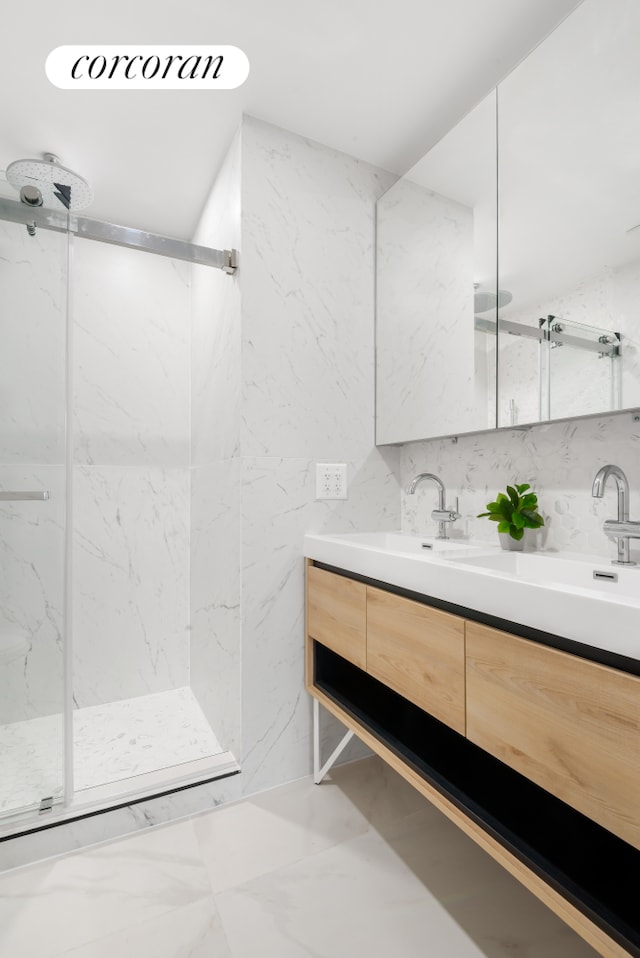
left=477, top=483, right=544, bottom=551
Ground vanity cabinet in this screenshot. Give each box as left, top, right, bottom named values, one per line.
left=306, top=559, right=640, bottom=958
left=367, top=587, right=465, bottom=734
left=307, top=566, right=466, bottom=734
left=465, top=621, right=640, bottom=851
left=307, top=564, right=366, bottom=670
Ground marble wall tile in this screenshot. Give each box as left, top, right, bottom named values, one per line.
left=401, top=411, right=640, bottom=561
left=191, top=127, right=241, bottom=467
left=189, top=125, right=243, bottom=764
left=0, top=220, right=67, bottom=465
left=0, top=465, right=66, bottom=723
left=190, top=460, right=242, bottom=759
left=73, top=239, right=190, bottom=468
left=191, top=263, right=241, bottom=466
left=240, top=451, right=399, bottom=794
left=230, top=119, right=401, bottom=794
left=73, top=465, right=189, bottom=707
left=240, top=116, right=395, bottom=461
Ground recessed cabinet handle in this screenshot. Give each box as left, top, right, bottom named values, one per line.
left=0, top=491, right=50, bottom=501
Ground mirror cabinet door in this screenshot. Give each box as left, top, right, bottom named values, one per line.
left=376, top=91, right=498, bottom=444
left=497, top=0, right=640, bottom=427
left=376, top=0, right=640, bottom=445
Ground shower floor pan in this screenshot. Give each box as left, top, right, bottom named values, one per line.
left=0, top=687, right=237, bottom=828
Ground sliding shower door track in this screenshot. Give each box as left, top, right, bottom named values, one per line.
left=0, top=751, right=240, bottom=843
left=0, top=195, right=238, bottom=272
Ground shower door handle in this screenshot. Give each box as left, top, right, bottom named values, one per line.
left=0, top=491, right=50, bottom=501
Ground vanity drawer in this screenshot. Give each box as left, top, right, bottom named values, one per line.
left=366, top=587, right=465, bottom=734
left=307, top=565, right=367, bottom=670
left=465, top=621, right=640, bottom=850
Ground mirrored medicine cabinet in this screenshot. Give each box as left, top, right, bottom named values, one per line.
left=376, top=0, right=640, bottom=445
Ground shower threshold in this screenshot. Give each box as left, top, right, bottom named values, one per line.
left=0, top=687, right=239, bottom=838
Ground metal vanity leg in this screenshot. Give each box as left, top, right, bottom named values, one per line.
left=313, top=697, right=354, bottom=784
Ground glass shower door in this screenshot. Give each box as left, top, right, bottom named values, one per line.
left=0, top=187, right=68, bottom=822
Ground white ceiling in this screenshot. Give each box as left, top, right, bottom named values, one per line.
left=0, top=0, right=581, bottom=240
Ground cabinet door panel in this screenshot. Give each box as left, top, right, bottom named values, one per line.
left=466, top=622, right=640, bottom=850
left=367, top=587, right=465, bottom=734
left=307, top=565, right=366, bottom=670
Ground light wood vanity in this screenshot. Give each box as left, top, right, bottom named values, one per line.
left=305, top=559, right=640, bottom=958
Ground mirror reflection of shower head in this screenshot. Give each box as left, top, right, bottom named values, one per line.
left=6, top=153, right=93, bottom=212
left=473, top=286, right=513, bottom=313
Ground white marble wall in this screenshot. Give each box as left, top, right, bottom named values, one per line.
left=189, top=128, right=242, bottom=760
left=0, top=221, right=67, bottom=724
left=0, top=221, right=67, bottom=465
left=0, top=465, right=66, bottom=724
left=72, top=239, right=191, bottom=707
left=401, top=411, right=640, bottom=562
left=238, top=117, right=401, bottom=794
left=189, top=116, right=403, bottom=796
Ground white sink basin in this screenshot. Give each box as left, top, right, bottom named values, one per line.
left=319, top=531, right=483, bottom=555
left=304, top=531, right=640, bottom=661
left=449, top=551, right=640, bottom=600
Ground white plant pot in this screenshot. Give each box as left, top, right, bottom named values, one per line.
left=499, top=531, right=525, bottom=552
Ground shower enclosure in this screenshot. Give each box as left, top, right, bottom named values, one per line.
left=0, top=171, right=239, bottom=832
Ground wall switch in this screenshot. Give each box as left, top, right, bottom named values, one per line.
left=315, top=463, right=348, bottom=500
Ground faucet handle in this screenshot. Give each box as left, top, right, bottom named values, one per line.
left=432, top=508, right=460, bottom=523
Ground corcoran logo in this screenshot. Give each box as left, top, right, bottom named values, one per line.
left=46, top=45, right=250, bottom=90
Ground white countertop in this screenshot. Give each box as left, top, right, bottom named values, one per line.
left=304, top=531, right=640, bottom=662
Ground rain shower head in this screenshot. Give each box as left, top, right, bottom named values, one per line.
left=6, top=153, right=93, bottom=212
left=473, top=287, right=513, bottom=313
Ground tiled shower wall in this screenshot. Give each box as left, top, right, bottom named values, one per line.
left=72, top=240, right=191, bottom=708
left=0, top=221, right=67, bottom=723
left=1, top=212, right=204, bottom=718
left=190, top=128, right=242, bottom=761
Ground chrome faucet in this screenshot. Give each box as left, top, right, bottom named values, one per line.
left=408, top=472, right=460, bottom=539
left=591, top=464, right=640, bottom=565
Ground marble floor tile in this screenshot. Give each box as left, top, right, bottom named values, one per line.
left=214, top=827, right=489, bottom=958
left=57, top=897, right=232, bottom=958
left=73, top=687, right=223, bottom=791
left=324, top=753, right=432, bottom=828
left=444, top=870, right=602, bottom=958
left=193, top=773, right=373, bottom=893
left=378, top=804, right=518, bottom=904
left=377, top=805, right=601, bottom=957
left=0, top=756, right=602, bottom=958
left=0, top=820, right=211, bottom=958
